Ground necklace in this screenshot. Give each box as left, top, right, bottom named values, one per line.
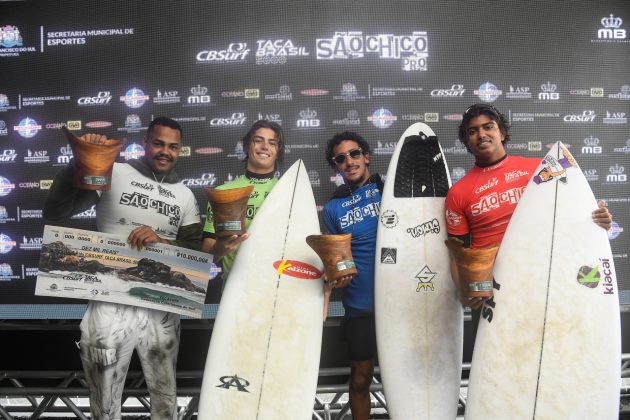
left=152, top=172, right=165, bottom=185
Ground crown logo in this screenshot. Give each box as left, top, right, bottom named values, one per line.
left=584, top=136, right=599, bottom=146
left=60, top=145, right=73, bottom=155
left=541, top=82, right=557, bottom=92
left=602, top=14, right=623, bottom=28
left=125, top=114, right=142, bottom=126
left=610, top=164, right=625, bottom=174
left=621, top=85, right=630, bottom=94
left=299, top=108, right=317, bottom=119
left=191, top=85, right=208, bottom=95
left=279, top=85, right=291, bottom=95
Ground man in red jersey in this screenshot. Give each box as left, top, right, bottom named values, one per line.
left=445, top=104, right=612, bottom=336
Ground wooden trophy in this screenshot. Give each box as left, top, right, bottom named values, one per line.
left=205, top=185, right=254, bottom=237
left=62, top=125, right=124, bottom=191
left=306, top=233, right=356, bottom=283
left=445, top=237, right=499, bottom=299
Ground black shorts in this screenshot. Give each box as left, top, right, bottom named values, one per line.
left=342, top=311, right=377, bottom=362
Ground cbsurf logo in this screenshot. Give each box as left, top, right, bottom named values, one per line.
left=273, top=260, right=321, bottom=279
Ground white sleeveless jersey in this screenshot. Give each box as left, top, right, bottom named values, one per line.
left=95, top=162, right=200, bottom=239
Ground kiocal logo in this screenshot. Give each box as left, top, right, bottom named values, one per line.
left=273, top=259, right=321, bottom=279
left=577, top=265, right=601, bottom=288
left=577, top=261, right=615, bottom=295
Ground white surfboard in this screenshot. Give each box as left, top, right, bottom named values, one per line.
left=465, top=142, right=621, bottom=419
left=198, top=160, right=324, bottom=419
left=375, top=122, right=463, bottom=419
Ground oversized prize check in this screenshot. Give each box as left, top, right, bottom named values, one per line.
left=36, top=225, right=216, bottom=318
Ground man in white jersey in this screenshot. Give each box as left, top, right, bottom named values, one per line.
left=44, top=117, right=201, bottom=420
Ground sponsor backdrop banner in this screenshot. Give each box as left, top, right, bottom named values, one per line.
left=0, top=0, right=628, bottom=315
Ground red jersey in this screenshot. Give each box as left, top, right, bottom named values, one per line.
left=445, top=155, right=540, bottom=248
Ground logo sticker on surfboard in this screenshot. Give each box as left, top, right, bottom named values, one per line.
left=532, top=146, right=577, bottom=185
left=577, top=265, right=601, bottom=288
left=380, top=210, right=398, bottom=228
left=380, top=248, right=397, bottom=264
left=577, top=259, right=615, bottom=295
left=406, top=217, right=440, bottom=238
left=216, top=374, right=251, bottom=392
left=412, top=265, right=436, bottom=292
left=273, top=260, right=321, bottom=279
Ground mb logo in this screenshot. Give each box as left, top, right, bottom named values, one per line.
left=297, top=108, right=320, bottom=127
left=538, top=82, right=559, bottom=100
left=607, top=164, right=626, bottom=183
left=581, top=136, right=602, bottom=154
left=217, top=374, right=251, bottom=392
left=598, top=14, right=626, bottom=39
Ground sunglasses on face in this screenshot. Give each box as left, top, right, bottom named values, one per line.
left=333, top=148, right=363, bottom=165
left=463, top=103, right=501, bottom=118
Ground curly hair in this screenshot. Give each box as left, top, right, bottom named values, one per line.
left=325, top=131, right=371, bottom=167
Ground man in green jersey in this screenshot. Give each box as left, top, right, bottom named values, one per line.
left=202, top=120, right=285, bottom=284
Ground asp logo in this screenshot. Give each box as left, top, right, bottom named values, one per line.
left=273, top=260, right=321, bottom=279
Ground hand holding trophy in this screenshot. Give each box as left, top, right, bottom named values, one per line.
left=306, top=233, right=357, bottom=286
left=62, top=125, right=124, bottom=191
left=204, top=185, right=254, bottom=237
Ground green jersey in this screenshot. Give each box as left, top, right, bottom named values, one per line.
left=203, top=170, right=278, bottom=278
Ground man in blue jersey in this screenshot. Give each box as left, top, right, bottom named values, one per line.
left=323, top=131, right=382, bottom=420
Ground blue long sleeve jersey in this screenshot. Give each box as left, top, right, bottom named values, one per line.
left=322, top=175, right=382, bottom=313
